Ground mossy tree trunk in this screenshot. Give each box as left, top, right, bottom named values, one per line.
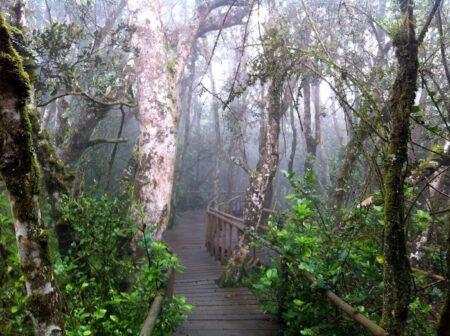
left=436, top=7, right=450, bottom=334
left=381, top=1, right=418, bottom=334
left=0, top=13, right=65, bottom=335
left=29, top=111, right=75, bottom=258
left=437, top=217, right=450, bottom=335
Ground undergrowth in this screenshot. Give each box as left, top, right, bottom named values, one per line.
left=0, top=191, right=192, bottom=335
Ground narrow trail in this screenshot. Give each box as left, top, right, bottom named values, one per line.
left=164, top=210, right=281, bottom=336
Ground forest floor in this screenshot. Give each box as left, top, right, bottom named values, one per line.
left=164, top=210, right=281, bottom=336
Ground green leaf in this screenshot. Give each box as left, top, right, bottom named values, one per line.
left=10, top=306, right=18, bottom=313
left=93, top=308, right=107, bottom=319
left=411, top=105, right=420, bottom=113
left=375, top=255, right=384, bottom=265
left=109, top=315, right=119, bottom=323
left=83, top=330, right=92, bottom=336
left=293, top=299, right=304, bottom=306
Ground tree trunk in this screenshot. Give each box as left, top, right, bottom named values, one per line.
left=332, top=125, right=369, bottom=209
left=243, top=77, right=283, bottom=229
left=303, top=77, right=317, bottom=172
left=212, top=81, right=222, bottom=204
left=129, top=0, right=245, bottom=238
left=287, top=106, right=297, bottom=173
left=437, top=217, right=450, bottom=335
left=381, top=1, right=419, bottom=334
left=0, top=14, right=65, bottom=334
left=129, top=0, right=177, bottom=240
left=29, top=111, right=75, bottom=257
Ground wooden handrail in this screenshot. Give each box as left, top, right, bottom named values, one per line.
left=205, top=201, right=388, bottom=336
left=139, top=240, right=176, bottom=336
left=412, top=267, right=446, bottom=281
left=140, top=268, right=175, bottom=336
left=205, top=198, right=448, bottom=336
left=302, top=271, right=388, bottom=336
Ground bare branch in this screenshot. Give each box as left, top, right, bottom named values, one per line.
left=87, top=137, right=128, bottom=147
left=37, top=89, right=136, bottom=108
left=196, top=6, right=249, bottom=37
left=417, top=0, right=442, bottom=45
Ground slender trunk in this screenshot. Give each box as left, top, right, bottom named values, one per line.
left=243, top=77, right=283, bottom=228
left=287, top=106, right=297, bottom=173
left=212, top=87, right=221, bottom=204
left=174, top=55, right=196, bottom=206
left=303, top=77, right=317, bottom=171
left=0, top=14, right=65, bottom=334
left=29, top=111, right=75, bottom=257
left=381, top=1, right=419, bottom=333
left=58, top=104, right=109, bottom=167
left=105, top=105, right=126, bottom=191
left=312, top=82, right=330, bottom=192
left=331, top=98, right=344, bottom=146
left=332, top=125, right=369, bottom=209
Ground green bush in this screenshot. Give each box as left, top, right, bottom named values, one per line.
left=249, top=172, right=444, bottom=335
left=0, top=191, right=191, bottom=335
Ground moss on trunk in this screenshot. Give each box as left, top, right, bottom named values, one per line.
left=380, top=1, right=418, bottom=335
left=0, top=13, right=65, bottom=335
left=437, top=218, right=450, bottom=335
left=29, top=110, right=76, bottom=257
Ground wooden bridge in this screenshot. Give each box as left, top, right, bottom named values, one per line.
left=164, top=209, right=281, bottom=335
left=141, top=197, right=441, bottom=336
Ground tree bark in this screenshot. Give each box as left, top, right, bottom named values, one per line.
left=243, top=76, right=284, bottom=229
left=129, top=0, right=177, bottom=240
left=287, top=106, right=297, bottom=173
left=129, top=0, right=249, bottom=238
left=381, top=1, right=419, bottom=334
left=437, top=217, right=450, bottom=335
left=29, top=111, right=75, bottom=257
left=0, top=14, right=65, bottom=335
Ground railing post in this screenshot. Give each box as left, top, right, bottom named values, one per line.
left=206, top=212, right=211, bottom=252
left=227, top=223, right=232, bottom=258
left=221, top=220, right=227, bottom=263
left=212, top=215, right=218, bottom=257
left=215, top=218, right=221, bottom=261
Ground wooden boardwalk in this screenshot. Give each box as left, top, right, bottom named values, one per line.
left=164, top=210, right=281, bottom=336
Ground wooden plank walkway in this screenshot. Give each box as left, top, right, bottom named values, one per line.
left=164, top=210, right=281, bottom=336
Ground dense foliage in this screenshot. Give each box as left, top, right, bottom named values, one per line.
left=248, top=172, right=446, bottom=335
left=0, top=191, right=191, bottom=336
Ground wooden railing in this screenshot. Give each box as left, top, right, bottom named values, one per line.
left=206, top=198, right=245, bottom=264
left=205, top=200, right=389, bottom=336
left=139, top=246, right=176, bottom=336
left=205, top=199, right=447, bottom=336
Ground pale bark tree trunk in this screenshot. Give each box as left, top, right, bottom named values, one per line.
left=312, top=82, right=330, bottom=192
left=129, top=0, right=249, bottom=237
left=129, top=0, right=177, bottom=239
left=0, top=14, right=65, bottom=335
left=243, top=77, right=284, bottom=229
